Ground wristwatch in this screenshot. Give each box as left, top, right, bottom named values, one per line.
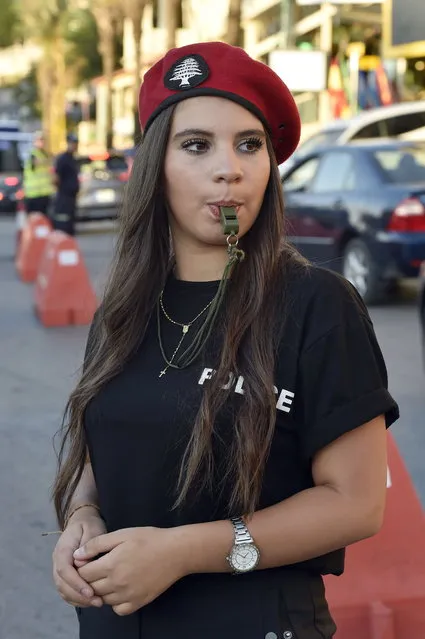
left=226, top=516, right=260, bottom=574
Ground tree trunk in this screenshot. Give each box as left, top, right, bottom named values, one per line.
left=94, top=10, right=116, bottom=151
left=49, top=32, right=67, bottom=154
left=36, top=55, right=53, bottom=152
left=37, top=34, right=66, bottom=154
left=132, top=8, right=144, bottom=144
left=227, top=0, right=243, bottom=48
left=164, top=0, right=178, bottom=51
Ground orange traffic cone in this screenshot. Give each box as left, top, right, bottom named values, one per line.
left=16, top=212, right=52, bottom=282
left=324, top=434, right=425, bottom=638
left=34, top=230, right=97, bottom=327
left=15, top=198, right=28, bottom=257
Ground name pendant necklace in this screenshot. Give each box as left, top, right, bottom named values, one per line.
left=157, top=291, right=215, bottom=377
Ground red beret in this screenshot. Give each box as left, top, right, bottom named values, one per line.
left=139, top=41, right=301, bottom=165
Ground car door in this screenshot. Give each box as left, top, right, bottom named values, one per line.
left=282, top=156, right=320, bottom=240
left=284, top=151, right=357, bottom=264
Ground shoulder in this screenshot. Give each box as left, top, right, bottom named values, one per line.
left=282, top=258, right=371, bottom=351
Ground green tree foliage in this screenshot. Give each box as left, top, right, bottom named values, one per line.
left=0, top=0, right=22, bottom=48
left=65, top=8, right=103, bottom=83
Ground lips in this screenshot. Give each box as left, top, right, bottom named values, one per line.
left=207, top=201, right=243, bottom=219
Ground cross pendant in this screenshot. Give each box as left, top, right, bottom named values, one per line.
left=159, top=369, right=167, bottom=377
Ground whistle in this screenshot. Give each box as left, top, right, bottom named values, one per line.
left=220, top=206, right=239, bottom=236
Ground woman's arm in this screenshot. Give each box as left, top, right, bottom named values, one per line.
left=66, top=460, right=100, bottom=525
left=175, top=415, right=387, bottom=574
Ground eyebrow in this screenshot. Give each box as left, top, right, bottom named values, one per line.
left=173, top=128, right=266, bottom=140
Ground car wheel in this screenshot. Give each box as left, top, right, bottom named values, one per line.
left=342, top=238, right=386, bottom=305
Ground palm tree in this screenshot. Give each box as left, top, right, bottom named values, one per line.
left=16, top=0, right=69, bottom=153
left=227, top=0, right=243, bottom=48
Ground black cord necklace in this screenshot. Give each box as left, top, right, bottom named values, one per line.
left=156, top=206, right=245, bottom=377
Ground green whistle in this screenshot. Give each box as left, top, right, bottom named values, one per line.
left=220, top=206, right=239, bottom=236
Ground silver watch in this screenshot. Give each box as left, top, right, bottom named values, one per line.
left=226, top=516, right=260, bottom=574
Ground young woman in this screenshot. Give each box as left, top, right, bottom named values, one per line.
left=51, top=42, right=399, bottom=639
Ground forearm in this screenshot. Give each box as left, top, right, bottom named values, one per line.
left=68, top=461, right=99, bottom=514
left=175, top=484, right=382, bottom=575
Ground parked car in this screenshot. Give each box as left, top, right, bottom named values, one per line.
left=281, top=101, right=425, bottom=175
left=76, top=152, right=129, bottom=221
left=282, top=139, right=425, bottom=303
left=0, top=133, right=25, bottom=214
left=419, top=262, right=425, bottom=368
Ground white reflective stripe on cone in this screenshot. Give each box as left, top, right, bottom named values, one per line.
left=35, top=226, right=49, bottom=238
left=58, top=250, right=79, bottom=266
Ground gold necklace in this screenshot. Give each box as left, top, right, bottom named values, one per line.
left=157, top=291, right=215, bottom=377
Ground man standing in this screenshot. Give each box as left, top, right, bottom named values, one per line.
left=23, top=132, right=54, bottom=217
left=53, top=133, right=80, bottom=236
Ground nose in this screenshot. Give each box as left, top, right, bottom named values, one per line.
left=212, top=147, right=243, bottom=183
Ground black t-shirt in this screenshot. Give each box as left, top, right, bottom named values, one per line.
left=84, top=263, right=399, bottom=579
left=55, top=151, right=79, bottom=196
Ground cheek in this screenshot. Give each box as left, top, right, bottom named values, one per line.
left=164, top=153, right=199, bottom=210
left=249, top=161, right=270, bottom=209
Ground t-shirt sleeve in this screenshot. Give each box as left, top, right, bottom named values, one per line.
left=296, top=279, right=399, bottom=460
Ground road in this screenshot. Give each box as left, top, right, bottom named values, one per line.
left=0, top=217, right=424, bottom=639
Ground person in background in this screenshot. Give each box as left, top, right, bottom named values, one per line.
left=53, top=133, right=80, bottom=236
left=23, top=132, right=54, bottom=218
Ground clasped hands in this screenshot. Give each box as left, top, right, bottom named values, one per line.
left=74, top=526, right=187, bottom=616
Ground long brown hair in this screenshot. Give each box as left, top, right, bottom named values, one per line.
left=52, top=103, right=307, bottom=527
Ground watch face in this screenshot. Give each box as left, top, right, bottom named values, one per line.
left=229, top=543, right=260, bottom=573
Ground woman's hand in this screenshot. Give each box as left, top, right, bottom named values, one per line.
left=75, top=527, right=187, bottom=616
left=52, top=510, right=107, bottom=609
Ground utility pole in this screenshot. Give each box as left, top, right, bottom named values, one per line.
left=280, top=0, right=295, bottom=49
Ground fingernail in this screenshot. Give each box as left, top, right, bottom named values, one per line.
left=74, top=548, right=84, bottom=558
left=81, top=588, right=93, bottom=598
left=92, top=599, right=103, bottom=607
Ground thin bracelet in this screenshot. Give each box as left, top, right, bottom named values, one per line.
left=41, top=503, right=101, bottom=537
left=65, top=503, right=101, bottom=529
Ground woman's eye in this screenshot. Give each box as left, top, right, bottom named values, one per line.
left=239, top=137, right=264, bottom=153
left=181, top=138, right=210, bottom=154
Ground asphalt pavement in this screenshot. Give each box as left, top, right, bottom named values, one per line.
left=0, top=217, right=424, bottom=639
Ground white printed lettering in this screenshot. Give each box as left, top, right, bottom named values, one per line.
left=235, top=376, right=245, bottom=395
left=276, top=389, right=295, bottom=413
left=198, top=368, right=214, bottom=385
left=222, top=372, right=235, bottom=390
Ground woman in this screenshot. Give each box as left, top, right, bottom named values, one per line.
left=51, top=42, right=399, bottom=639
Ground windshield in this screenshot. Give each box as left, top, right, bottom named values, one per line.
left=0, top=139, right=22, bottom=173
left=372, top=147, right=425, bottom=183
left=297, top=127, right=346, bottom=157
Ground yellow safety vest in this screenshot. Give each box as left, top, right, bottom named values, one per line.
left=23, top=148, right=55, bottom=198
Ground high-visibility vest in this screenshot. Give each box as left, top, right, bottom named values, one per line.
left=23, top=148, right=55, bottom=198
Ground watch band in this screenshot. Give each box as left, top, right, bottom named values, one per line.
left=230, top=516, right=254, bottom=545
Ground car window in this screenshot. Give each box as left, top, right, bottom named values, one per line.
left=0, top=139, right=22, bottom=173
left=283, top=157, right=320, bottom=191
left=310, top=152, right=356, bottom=192
left=372, top=147, right=425, bottom=183
left=351, top=110, right=425, bottom=141
left=296, top=127, right=346, bottom=157
left=386, top=112, right=425, bottom=137
left=351, top=121, right=385, bottom=139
